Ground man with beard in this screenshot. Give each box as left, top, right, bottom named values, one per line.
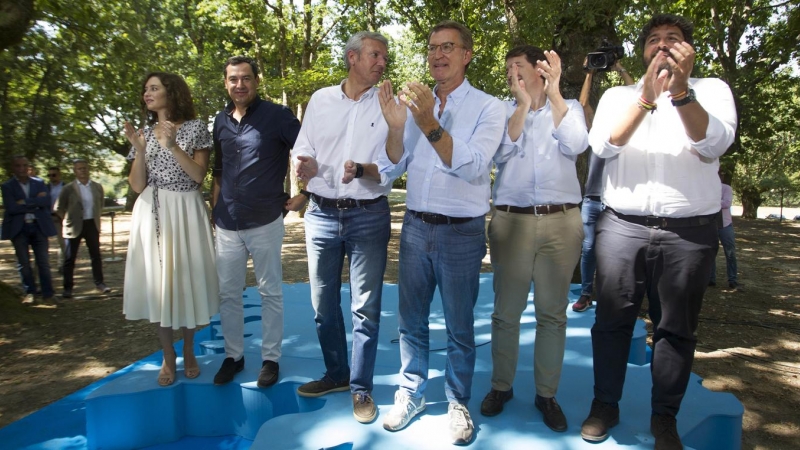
left=579, top=14, right=737, bottom=450
left=287, top=31, right=395, bottom=424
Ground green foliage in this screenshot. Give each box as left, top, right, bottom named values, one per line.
left=1, top=0, right=798, bottom=216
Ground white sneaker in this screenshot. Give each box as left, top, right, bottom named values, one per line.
left=449, top=402, right=474, bottom=445
left=383, top=390, right=425, bottom=431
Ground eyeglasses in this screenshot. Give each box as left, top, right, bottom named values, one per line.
left=427, top=42, right=464, bottom=55
left=48, top=173, right=58, bottom=177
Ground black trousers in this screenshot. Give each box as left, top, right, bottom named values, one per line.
left=63, top=219, right=104, bottom=290
left=591, top=210, right=717, bottom=417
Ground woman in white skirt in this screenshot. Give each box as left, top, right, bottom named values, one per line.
left=123, top=72, right=219, bottom=386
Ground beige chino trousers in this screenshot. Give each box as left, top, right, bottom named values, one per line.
left=488, top=207, right=583, bottom=397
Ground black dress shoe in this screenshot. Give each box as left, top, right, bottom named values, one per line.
left=257, top=360, right=279, bottom=388
left=535, top=395, right=567, bottom=432
left=214, top=357, right=244, bottom=385
left=480, top=388, right=513, bottom=416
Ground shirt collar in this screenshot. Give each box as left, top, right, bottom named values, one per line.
left=434, top=78, right=471, bottom=108
left=225, top=96, right=263, bottom=116
left=338, top=79, right=377, bottom=102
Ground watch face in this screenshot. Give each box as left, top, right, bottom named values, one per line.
left=427, top=126, right=443, bottom=142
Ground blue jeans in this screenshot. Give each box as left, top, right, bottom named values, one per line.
left=11, top=222, right=54, bottom=297
left=397, top=212, right=486, bottom=404
left=710, top=224, right=737, bottom=284
left=304, top=196, right=390, bottom=394
left=580, top=197, right=604, bottom=296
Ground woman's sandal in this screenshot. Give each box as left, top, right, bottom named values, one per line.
left=184, top=353, right=200, bottom=379
left=158, top=356, right=177, bottom=386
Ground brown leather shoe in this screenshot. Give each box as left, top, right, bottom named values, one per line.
left=535, top=395, right=567, bottom=432
left=480, top=388, right=513, bottom=416
left=581, top=398, right=619, bottom=442
left=353, top=392, right=377, bottom=423
left=651, top=414, right=683, bottom=449
left=257, top=360, right=279, bottom=388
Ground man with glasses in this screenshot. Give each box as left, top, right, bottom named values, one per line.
left=2, top=156, right=57, bottom=304
left=378, top=20, right=505, bottom=445
left=46, top=166, right=65, bottom=273
left=56, top=159, right=110, bottom=297
left=287, top=31, right=395, bottom=424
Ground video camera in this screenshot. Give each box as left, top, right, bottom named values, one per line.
left=586, top=39, right=625, bottom=72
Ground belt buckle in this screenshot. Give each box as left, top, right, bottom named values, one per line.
left=644, top=216, right=666, bottom=228
left=533, top=205, right=544, bottom=217
left=336, top=198, right=349, bottom=209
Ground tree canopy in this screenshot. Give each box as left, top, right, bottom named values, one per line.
left=2, top=0, right=798, bottom=214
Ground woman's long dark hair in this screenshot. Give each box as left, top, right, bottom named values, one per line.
left=140, top=72, right=197, bottom=126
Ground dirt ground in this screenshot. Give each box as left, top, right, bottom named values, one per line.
left=1, top=194, right=799, bottom=449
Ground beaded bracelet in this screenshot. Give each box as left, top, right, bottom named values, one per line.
left=637, top=97, right=657, bottom=114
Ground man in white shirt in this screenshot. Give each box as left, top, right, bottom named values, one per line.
left=57, top=159, right=109, bottom=298
left=286, top=31, right=395, bottom=425
left=479, top=45, right=588, bottom=433
left=46, top=166, right=65, bottom=273
left=378, top=20, right=505, bottom=445
left=580, top=14, right=737, bottom=450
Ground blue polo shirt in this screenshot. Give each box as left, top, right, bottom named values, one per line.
left=212, top=97, right=301, bottom=231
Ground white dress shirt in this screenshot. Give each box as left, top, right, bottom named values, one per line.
left=77, top=180, right=94, bottom=220
left=291, top=81, right=393, bottom=200
left=493, top=98, right=588, bottom=206
left=49, top=182, right=63, bottom=211
left=379, top=79, right=505, bottom=217
left=589, top=77, right=737, bottom=217
left=721, top=183, right=733, bottom=227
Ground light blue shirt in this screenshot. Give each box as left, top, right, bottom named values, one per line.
left=379, top=79, right=505, bottom=217
left=493, top=99, right=588, bottom=206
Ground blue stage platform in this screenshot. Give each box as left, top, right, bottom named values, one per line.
left=0, top=274, right=742, bottom=449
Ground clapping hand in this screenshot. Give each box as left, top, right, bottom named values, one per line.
left=296, top=155, right=319, bottom=181
left=124, top=122, right=146, bottom=152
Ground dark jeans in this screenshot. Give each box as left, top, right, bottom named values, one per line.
left=592, top=210, right=717, bottom=417
left=63, top=219, right=104, bottom=290
left=11, top=222, right=54, bottom=297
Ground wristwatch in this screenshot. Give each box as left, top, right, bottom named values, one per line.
left=426, top=126, right=444, bottom=143
left=671, top=88, right=697, bottom=107
left=354, top=163, right=364, bottom=179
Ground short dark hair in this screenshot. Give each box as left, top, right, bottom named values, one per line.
left=140, top=72, right=197, bottom=126
left=505, top=45, right=546, bottom=66
left=47, top=166, right=60, bottom=172
left=224, top=56, right=260, bottom=79
left=429, top=20, right=473, bottom=50
left=639, top=14, right=694, bottom=51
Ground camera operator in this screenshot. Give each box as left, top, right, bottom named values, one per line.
left=572, top=59, right=633, bottom=314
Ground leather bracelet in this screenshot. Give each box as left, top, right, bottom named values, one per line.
left=354, top=163, right=364, bottom=179
left=671, top=88, right=696, bottom=107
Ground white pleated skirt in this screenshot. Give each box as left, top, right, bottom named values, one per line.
left=123, top=185, right=219, bottom=329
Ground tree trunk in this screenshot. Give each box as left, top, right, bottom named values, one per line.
left=740, top=186, right=762, bottom=219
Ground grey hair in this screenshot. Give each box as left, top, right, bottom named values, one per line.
left=343, top=31, right=389, bottom=70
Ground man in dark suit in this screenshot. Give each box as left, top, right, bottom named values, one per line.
left=1, top=155, right=57, bottom=304
left=56, top=159, right=109, bottom=298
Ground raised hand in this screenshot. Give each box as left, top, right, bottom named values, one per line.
left=665, top=41, right=695, bottom=95
left=507, top=64, right=531, bottom=108
left=401, top=82, right=437, bottom=130
left=537, top=50, right=562, bottom=99
left=123, top=121, right=146, bottom=152
left=378, top=80, right=408, bottom=130
left=154, top=121, right=178, bottom=150
left=295, top=155, right=319, bottom=181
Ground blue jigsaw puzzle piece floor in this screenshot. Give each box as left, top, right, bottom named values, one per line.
left=0, top=274, right=742, bottom=449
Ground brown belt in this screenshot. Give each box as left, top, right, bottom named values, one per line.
left=495, top=203, right=579, bottom=216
